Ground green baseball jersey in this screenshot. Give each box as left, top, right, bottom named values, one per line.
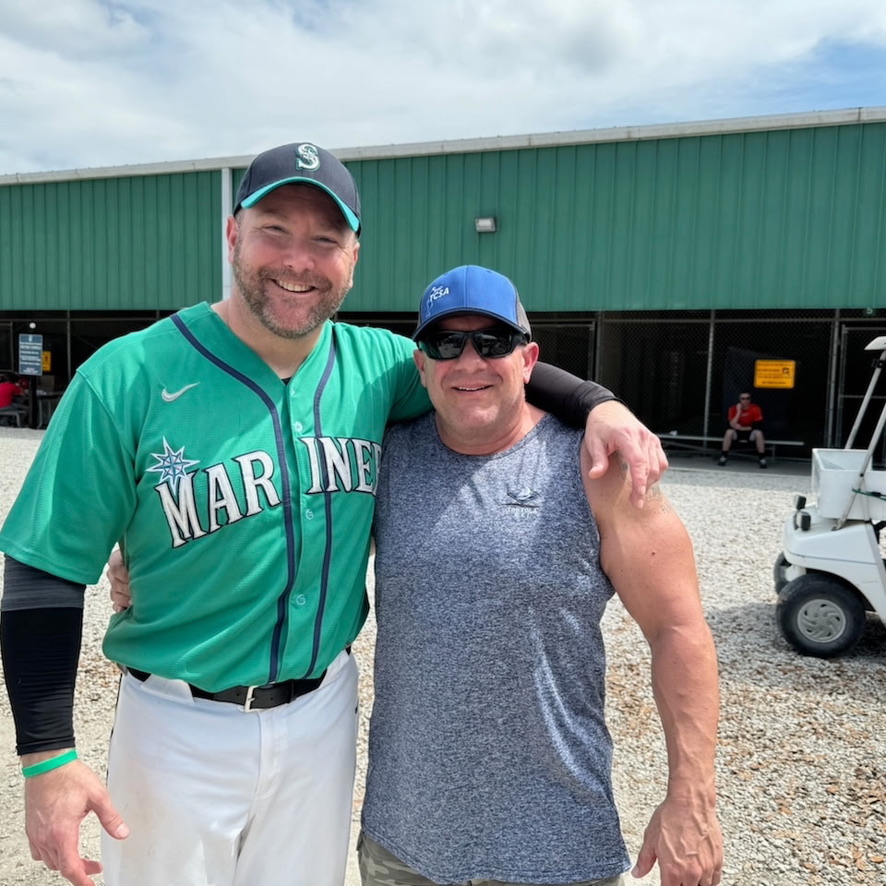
left=0, top=303, right=429, bottom=689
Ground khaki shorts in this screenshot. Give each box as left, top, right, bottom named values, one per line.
left=358, top=832, right=625, bottom=886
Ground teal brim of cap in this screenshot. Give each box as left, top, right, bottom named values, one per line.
left=240, top=178, right=361, bottom=233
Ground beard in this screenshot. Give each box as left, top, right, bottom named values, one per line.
left=231, top=241, right=352, bottom=340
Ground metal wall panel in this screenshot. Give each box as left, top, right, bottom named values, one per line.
left=0, top=172, right=220, bottom=311
left=347, top=122, right=886, bottom=313
left=3, top=119, right=885, bottom=315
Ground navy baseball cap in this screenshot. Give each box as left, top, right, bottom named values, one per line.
left=234, top=142, right=361, bottom=234
left=413, top=265, right=531, bottom=340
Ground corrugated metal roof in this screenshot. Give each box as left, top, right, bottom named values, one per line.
left=2, top=106, right=885, bottom=184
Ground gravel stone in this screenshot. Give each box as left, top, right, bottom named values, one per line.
left=1, top=427, right=884, bottom=885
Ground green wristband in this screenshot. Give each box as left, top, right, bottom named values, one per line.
left=21, top=749, right=78, bottom=778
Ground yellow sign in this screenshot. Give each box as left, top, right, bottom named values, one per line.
left=755, top=359, right=795, bottom=389
left=42, top=351, right=52, bottom=372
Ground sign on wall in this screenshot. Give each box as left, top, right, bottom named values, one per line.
left=18, top=334, right=44, bottom=376
left=755, top=359, right=796, bottom=389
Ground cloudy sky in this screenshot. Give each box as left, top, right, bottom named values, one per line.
left=2, top=0, right=885, bottom=175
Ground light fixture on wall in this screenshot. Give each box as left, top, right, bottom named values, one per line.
left=474, top=216, right=497, bottom=233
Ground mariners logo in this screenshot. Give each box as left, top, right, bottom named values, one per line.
left=149, top=440, right=282, bottom=548
left=295, top=143, right=321, bottom=171
left=149, top=437, right=381, bottom=548
left=147, top=439, right=200, bottom=492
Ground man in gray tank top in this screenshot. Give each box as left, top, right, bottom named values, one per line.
left=360, top=266, right=723, bottom=886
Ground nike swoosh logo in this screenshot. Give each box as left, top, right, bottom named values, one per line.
left=161, top=383, right=200, bottom=402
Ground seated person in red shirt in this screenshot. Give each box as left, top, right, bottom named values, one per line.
left=0, top=373, right=24, bottom=408
left=719, top=392, right=767, bottom=468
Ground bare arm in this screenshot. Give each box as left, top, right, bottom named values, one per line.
left=581, top=449, right=723, bottom=886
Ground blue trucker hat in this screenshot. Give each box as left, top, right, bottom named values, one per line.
left=234, top=142, right=361, bottom=234
left=413, top=265, right=531, bottom=340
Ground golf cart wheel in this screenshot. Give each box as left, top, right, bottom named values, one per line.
left=776, top=574, right=866, bottom=658
left=773, top=552, right=790, bottom=594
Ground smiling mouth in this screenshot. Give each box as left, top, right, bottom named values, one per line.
left=272, top=279, right=315, bottom=294
left=454, top=384, right=493, bottom=392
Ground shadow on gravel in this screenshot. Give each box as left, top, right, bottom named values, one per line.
left=665, top=469, right=808, bottom=493
left=708, top=600, right=886, bottom=695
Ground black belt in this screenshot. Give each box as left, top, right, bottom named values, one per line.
left=126, top=667, right=326, bottom=711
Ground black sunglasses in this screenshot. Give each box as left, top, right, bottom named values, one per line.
left=418, top=328, right=530, bottom=361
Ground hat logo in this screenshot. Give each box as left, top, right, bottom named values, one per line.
left=427, top=285, right=449, bottom=303
left=295, top=143, right=321, bottom=171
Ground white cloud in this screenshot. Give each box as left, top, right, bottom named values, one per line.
left=1, top=0, right=885, bottom=174
left=1, top=0, right=148, bottom=57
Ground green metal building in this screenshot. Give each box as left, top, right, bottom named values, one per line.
left=3, top=107, right=886, bottom=452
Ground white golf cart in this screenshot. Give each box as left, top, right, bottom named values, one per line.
left=774, top=335, right=886, bottom=657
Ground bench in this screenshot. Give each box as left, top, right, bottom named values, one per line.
left=656, top=433, right=805, bottom=463
left=0, top=404, right=28, bottom=427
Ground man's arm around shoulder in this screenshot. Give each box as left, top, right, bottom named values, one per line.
left=581, top=450, right=723, bottom=886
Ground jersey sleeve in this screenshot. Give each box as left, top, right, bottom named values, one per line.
left=0, top=373, right=137, bottom=585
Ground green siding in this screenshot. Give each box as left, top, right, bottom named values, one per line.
left=4, top=119, right=886, bottom=315
left=0, top=172, right=221, bottom=311
left=347, top=122, right=886, bottom=313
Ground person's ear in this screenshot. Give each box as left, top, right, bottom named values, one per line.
left=521, top=341, right=540, bottom=383
left=225, top=215, right=239, bottom=263
left=413, top=349, right=429, bottom=389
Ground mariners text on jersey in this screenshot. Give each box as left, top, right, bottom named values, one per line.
left=154, top=437, right=383, bottom=548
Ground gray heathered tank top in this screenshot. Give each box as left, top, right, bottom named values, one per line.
left=362, top=412, right=630, bottom=883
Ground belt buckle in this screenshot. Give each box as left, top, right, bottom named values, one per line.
left=243, top=685, right=261, bottom=712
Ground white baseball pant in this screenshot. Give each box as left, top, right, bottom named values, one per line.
left=101, top=649, right=358, bottom=885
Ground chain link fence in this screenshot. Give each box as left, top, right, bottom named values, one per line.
left=535, top=311, right=886, bottom=460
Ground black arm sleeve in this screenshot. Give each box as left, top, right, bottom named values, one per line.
left=1, top=558, right=85, bottom=755
left=526, top=361, right=620, bottom=428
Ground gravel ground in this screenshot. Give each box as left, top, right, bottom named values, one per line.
left=1, top=426, right=884, bottom=886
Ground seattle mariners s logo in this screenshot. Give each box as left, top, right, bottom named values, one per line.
left=295, top=144, right=321, bottom=171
